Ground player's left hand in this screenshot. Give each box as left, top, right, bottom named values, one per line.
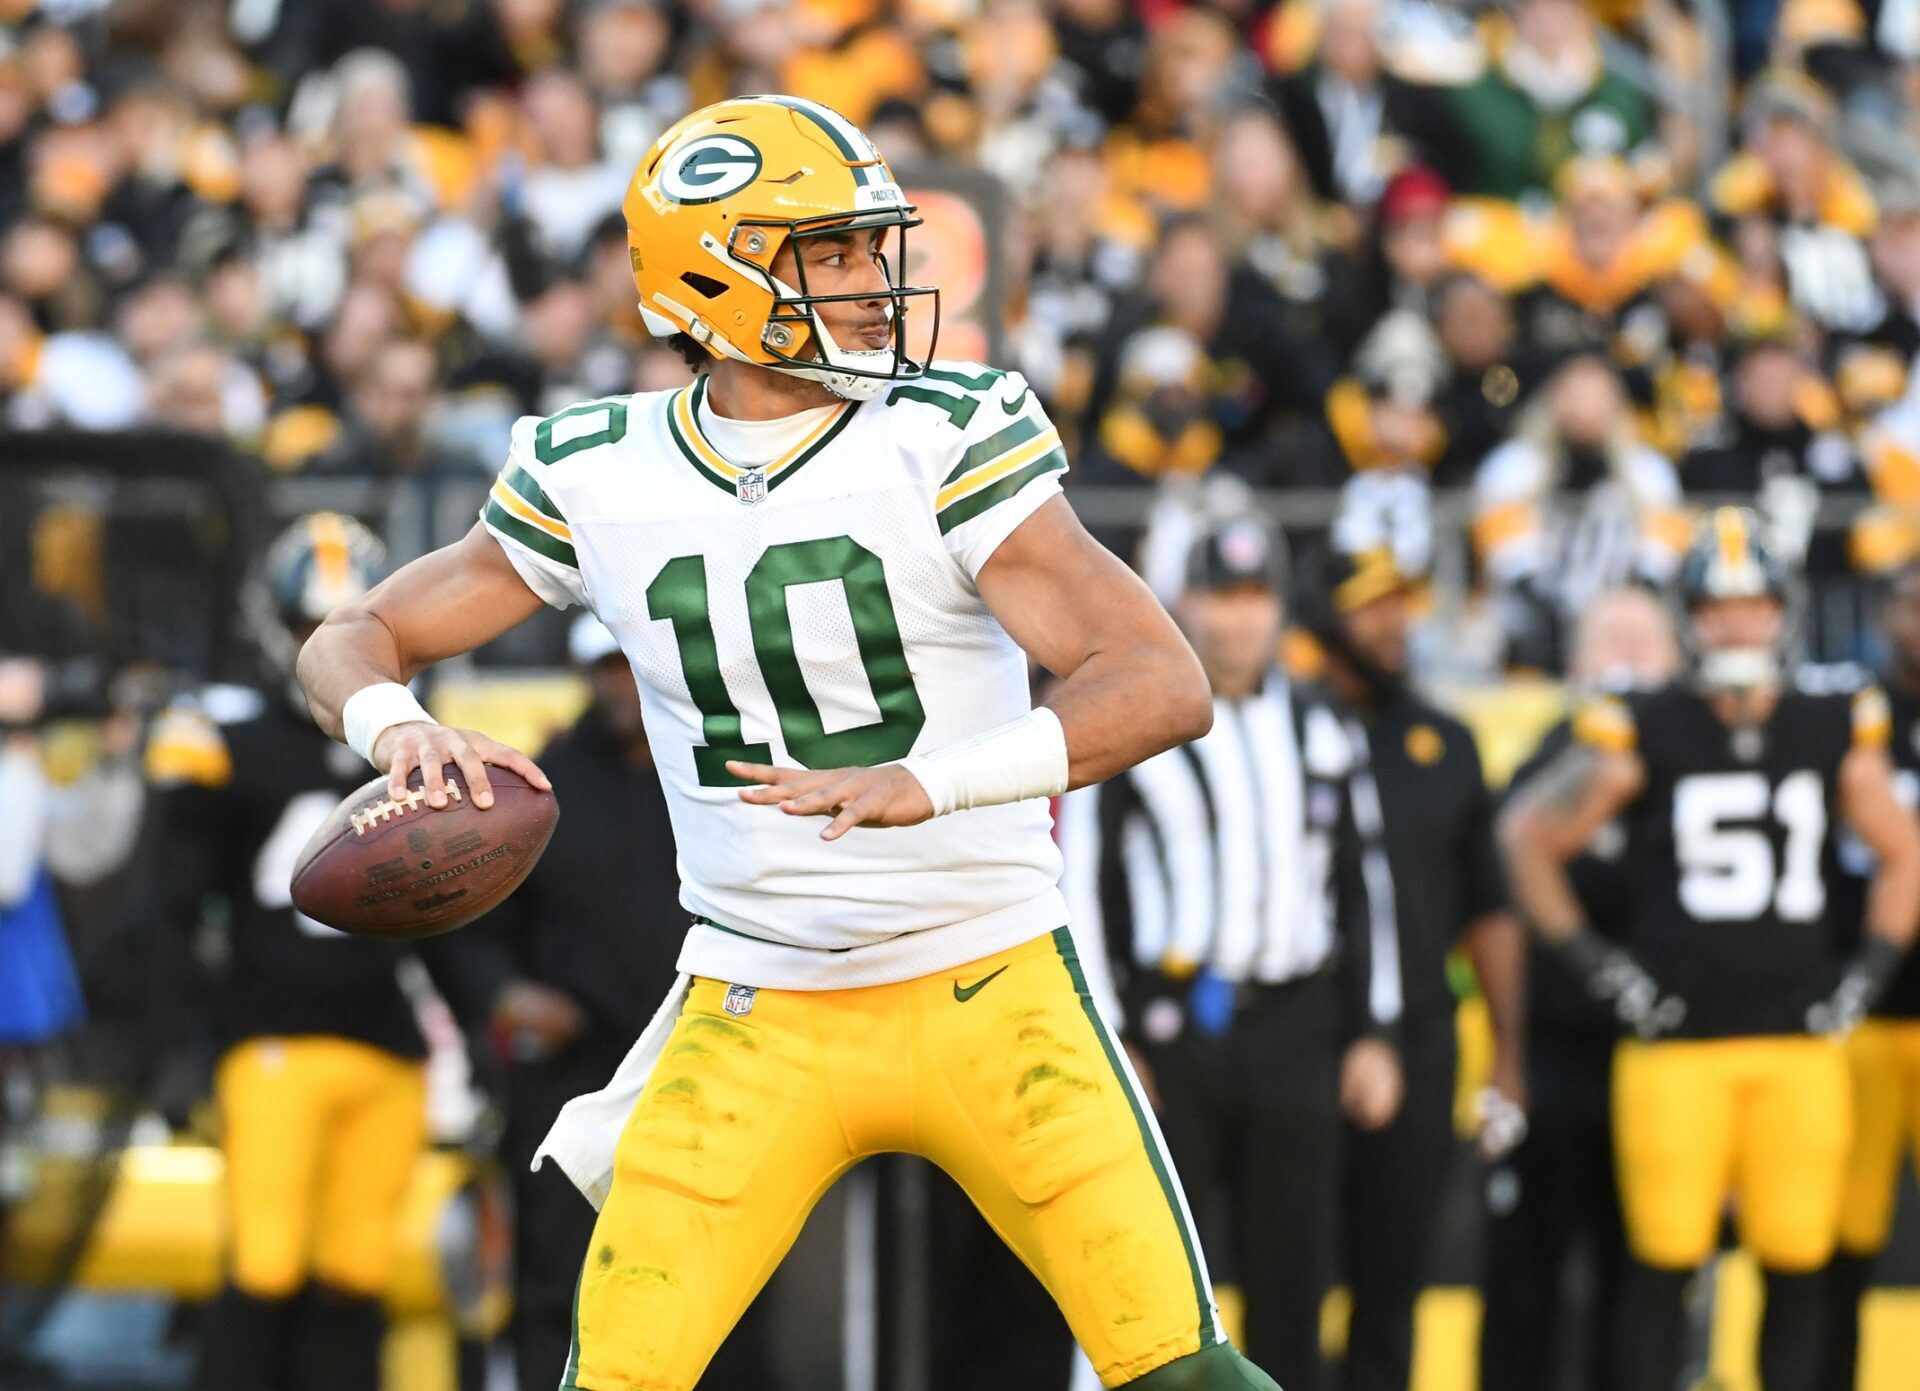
left=729, top=760, right=935, bottom=841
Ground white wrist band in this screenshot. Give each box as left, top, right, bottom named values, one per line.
left=897, top=708, right=1069, bottom=817
left=342, top=682, right=436, bottom=766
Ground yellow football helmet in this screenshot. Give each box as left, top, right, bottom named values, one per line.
left=624, top=95, right=938, bottom=401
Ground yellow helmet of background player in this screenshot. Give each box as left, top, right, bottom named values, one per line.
left=624, top=95, right=938, bottom=401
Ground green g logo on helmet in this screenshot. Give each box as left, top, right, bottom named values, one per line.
left=658, top=134, right=763, bottom=205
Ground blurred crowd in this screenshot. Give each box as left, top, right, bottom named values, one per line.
left=10, top=0, right=1920, bottom=672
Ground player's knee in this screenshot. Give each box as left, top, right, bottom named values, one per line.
left=1746, top=1190, right=1844, bottom=1271
left=1624, top=1213, right=1717, bottom=1272
left=309, top=1239, right=396, bottom=1299
left=230, top=1242, right=309, bottom=1301
left=1747, top=1227, right=1838, bottom=1274
left=1115, top=1342, right=1283, bottom=1390
left=1837, top=1187, right=1896, bottom=1257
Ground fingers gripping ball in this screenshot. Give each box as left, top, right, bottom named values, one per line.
left=291, top=766, right=558, bottom=938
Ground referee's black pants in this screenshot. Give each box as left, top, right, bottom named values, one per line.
left=1344, top=1006, right=1459, bottom=1391
left=1136, top=970, right=1345, bottom=1391
left=1478, top=1030, right=1624, bottom=1391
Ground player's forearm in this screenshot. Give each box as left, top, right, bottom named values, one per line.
left=298, top=527, right=548, bottom=743
left=1464, top=911, right=1527, bottom=1060
left=1812, top=859, right=1919, bottom=1034
left=297, top=606, right=411, bottom=741
left=1497, top=811, right=1586, bottom=943
left=1864, top=846, right=1920, bottom=948
left=1043, top=634, right=1212, bottom=789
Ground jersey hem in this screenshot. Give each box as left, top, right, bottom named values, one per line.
left=674, top=888, right=1070, bottom=989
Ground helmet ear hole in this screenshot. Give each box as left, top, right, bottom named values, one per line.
left=680, top=271, right=730, bottom=300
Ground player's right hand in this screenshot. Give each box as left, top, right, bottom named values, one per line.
left=1590, top=949, right=1687, bottom=1039
left=372, top=721, right=551, bottom=810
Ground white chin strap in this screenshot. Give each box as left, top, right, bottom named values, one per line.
left=1699, top=647, right=1778, bottom=691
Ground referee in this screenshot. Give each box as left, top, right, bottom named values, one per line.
left=1297, top=542, right=1526, bottom=1391
left=1060, top=515, right=1404, bottom=1391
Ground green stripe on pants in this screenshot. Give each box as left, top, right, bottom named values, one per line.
left=1050, top=926, right=1222, bottom=1351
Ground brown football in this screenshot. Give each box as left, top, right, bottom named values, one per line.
left=291, top=765, right=558, bottom=939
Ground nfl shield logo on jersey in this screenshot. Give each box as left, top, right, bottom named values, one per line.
left=724, top=983, right=758, bottom=1017
left=736, top=468, right=767, bottom=505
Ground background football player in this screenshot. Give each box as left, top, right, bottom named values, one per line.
left=1821, top=556, right=1920, bottom=1390
left=146, top=513, right=496, bottom=1391
left=1500, top=507, right=1920, bottom=1391
left=295, top=97, right=1280, bottom=1391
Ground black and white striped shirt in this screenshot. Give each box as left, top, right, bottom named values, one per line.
left=1061, top=669, right=1403, bottom=1030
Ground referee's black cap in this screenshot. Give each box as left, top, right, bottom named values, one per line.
left=1184, top=515, right=1288, bottom=593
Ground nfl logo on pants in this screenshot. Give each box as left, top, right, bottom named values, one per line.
left=724, top=983, right=757, bottom=1017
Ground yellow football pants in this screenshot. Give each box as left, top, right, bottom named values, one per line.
left=565, top=929, right=1224, bottom=1391
left=215, top=1036, right=427, bottom=1298
left=1838, top=1019, right=1920, bottom=1255
left=1613, top=1036, right=1849, bottom=1272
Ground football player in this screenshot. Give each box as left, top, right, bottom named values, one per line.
left=147, top=514, right=492, bottom=1391
left=1500, top=507, right=1920, bottom=1391
left=296, top=97, right=1265, bottom=1391
left=1821, top=556, right=1920, bottom=1389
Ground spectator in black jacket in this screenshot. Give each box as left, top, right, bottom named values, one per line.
left=1272, top=0, right=1454, bottom=208
left=1680, top=333, right=1863, bottom=573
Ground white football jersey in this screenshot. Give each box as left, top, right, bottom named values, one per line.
left=482, top=362, right=1070, bottom=988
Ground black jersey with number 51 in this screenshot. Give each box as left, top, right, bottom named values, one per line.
left=1576, top=679, right=1890, bottom=1037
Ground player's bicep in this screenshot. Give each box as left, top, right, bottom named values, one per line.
left=975, top=496, right=1185, bottom=679
left=357, top=524, right=549, bottom=677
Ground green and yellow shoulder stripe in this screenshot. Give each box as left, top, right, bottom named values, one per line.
left=485, top=455, right=577, bottom=572
left=894, top=365, right=1067, bottom=536
left=936, top=410, right=1067, bottom=535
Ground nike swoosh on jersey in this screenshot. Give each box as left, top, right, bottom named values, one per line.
left=953, top=964, right=1011, bottom=1001
left=1000, top=386, right=1031, bottom=414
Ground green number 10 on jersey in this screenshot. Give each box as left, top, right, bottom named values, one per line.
left=647, top=536, right=928, bottom=787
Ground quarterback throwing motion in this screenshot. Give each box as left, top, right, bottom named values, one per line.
left=298, top=96, right=1278, bottom=1391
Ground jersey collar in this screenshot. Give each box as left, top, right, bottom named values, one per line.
left=667, top=375, right=857, bottom=500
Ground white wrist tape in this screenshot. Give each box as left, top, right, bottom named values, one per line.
left=897, top=708, right=1069, bottom=817
left=342, top=682, right=436, bottom=766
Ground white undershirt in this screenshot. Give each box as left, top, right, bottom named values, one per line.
left=697, top=392, right=838, bottom=466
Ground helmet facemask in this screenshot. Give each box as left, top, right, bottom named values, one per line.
left=1688, top=593, right=1794, bottom=692
left=1677, top=506, right=1799, bottom=698
left=748, top=209, right=939, bottom=401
